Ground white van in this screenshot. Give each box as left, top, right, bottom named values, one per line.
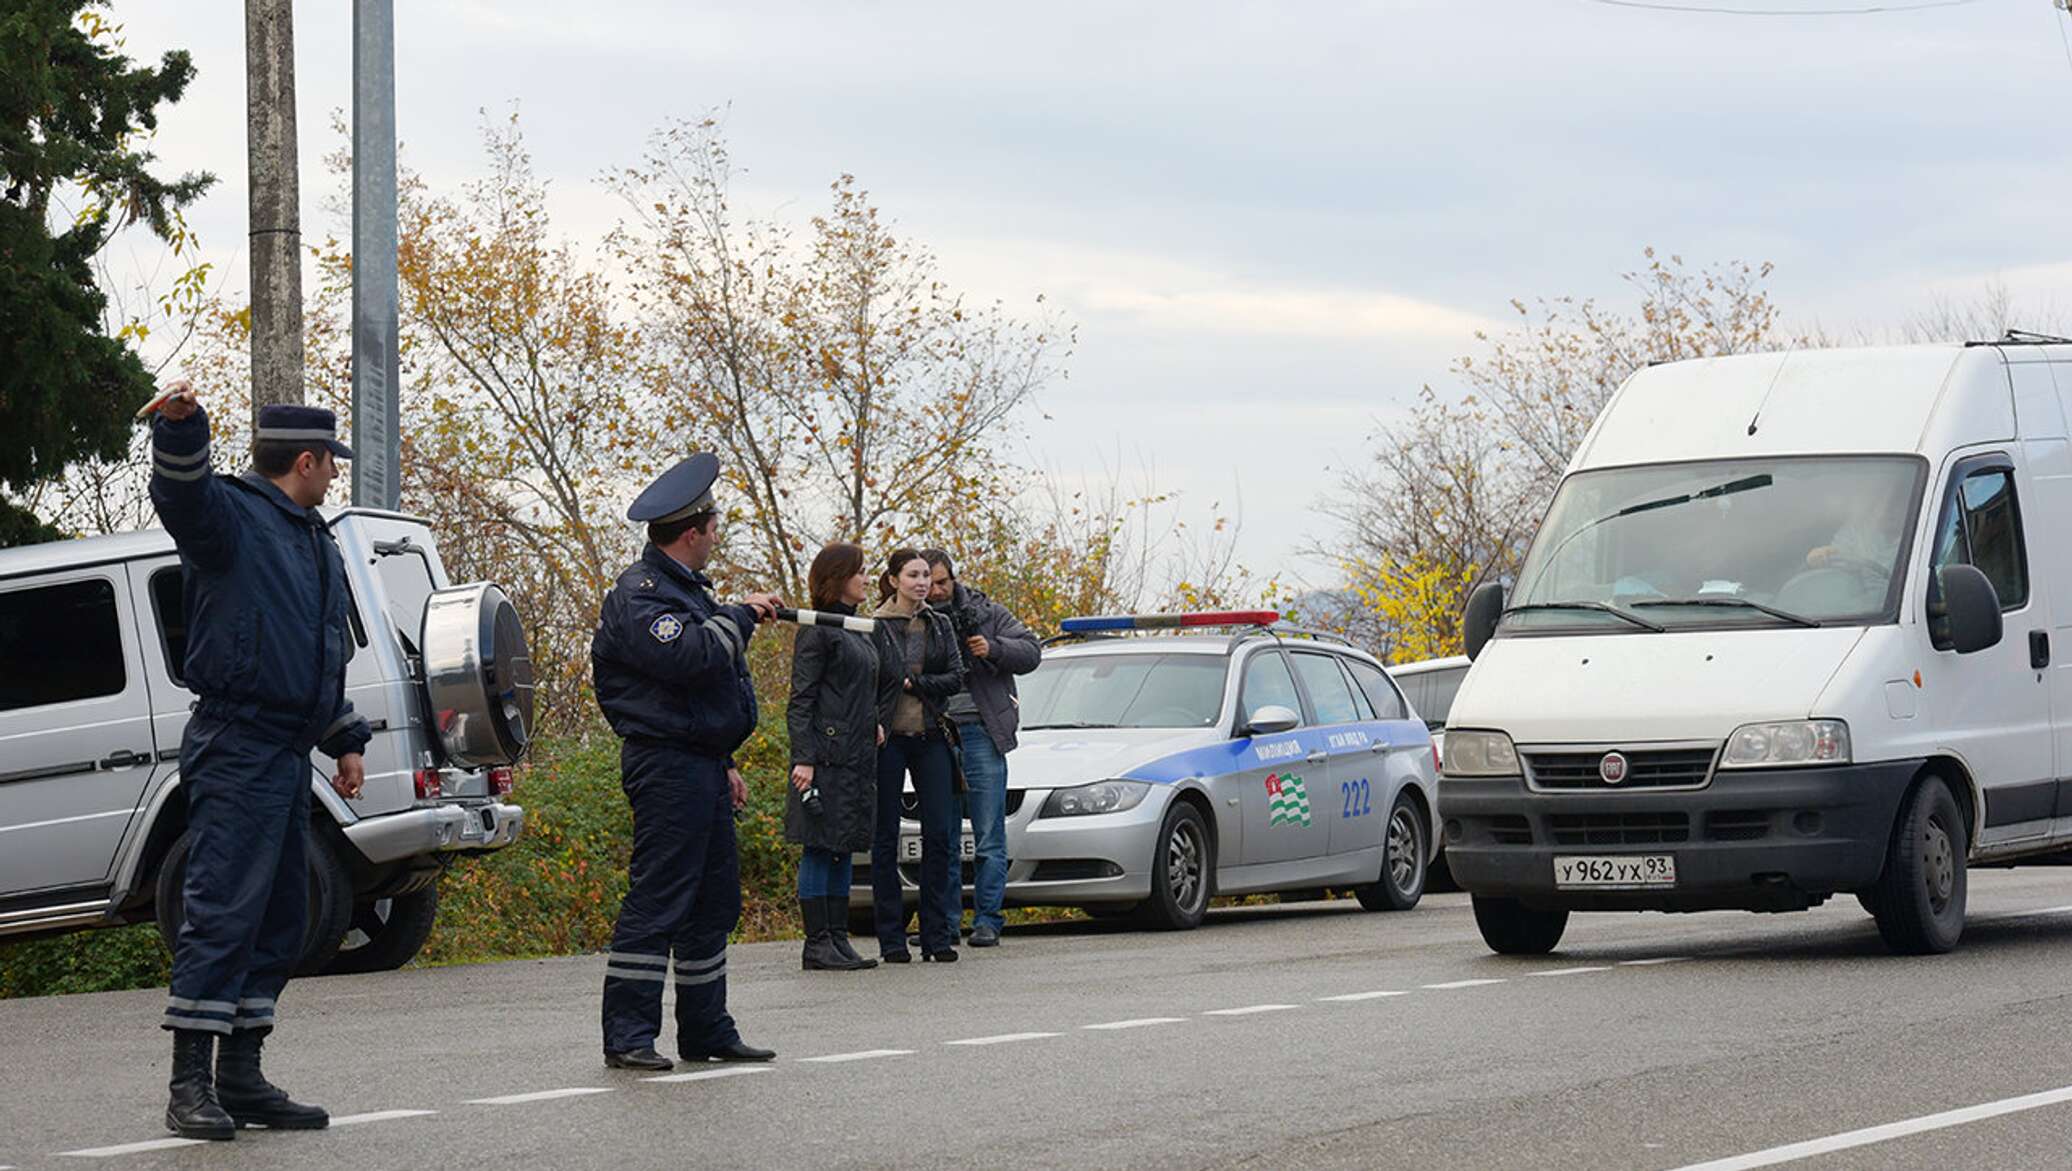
left=1441, top=337, right=2072, bottom=956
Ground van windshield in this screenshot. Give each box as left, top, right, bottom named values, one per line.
left=1506, top=456, right=1925, bottom=632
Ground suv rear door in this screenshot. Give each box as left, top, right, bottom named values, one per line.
left=0, top=565, right=162, bottom=896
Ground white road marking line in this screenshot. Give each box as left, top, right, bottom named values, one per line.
left=944, top=1032, right=1062, bottom=1046
left=799, top=1049, right=915, bottom=1064
left=1083, top=1017, right=1186, bottom=1030
left=1529, top=966, right=1613, bottom=977
left=1317, top=990, right=1410, bottom=1002
left=1421, top=979, right=1506, bottom=990
left=644, top=1066, right=775, bottom=1084
left=1204, top=1004, right=1301, bottom=1016
left=1665, top=1082, right=2072, bottom=1171
left=332, top=1109, right=440, bottom=1126
left=1619, top=956, right=1690, bottom=966
left=56, top=1138, right=206, bottom=1158
left=465, top=1087, right=614, bottom=1106
left=1996, top=903, right=2072, bottom=919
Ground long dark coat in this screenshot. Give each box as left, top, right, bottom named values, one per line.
left=784, top=616, right=899, bottom=852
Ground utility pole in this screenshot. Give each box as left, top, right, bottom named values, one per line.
left=352, top=0, right=401, bottom=509
left=245, top=0, right=304, bottom=423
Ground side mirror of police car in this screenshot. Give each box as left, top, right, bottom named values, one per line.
left=1245, top=705, right=1300, bottom=737
left=1933, top=563, right=2002, bottom=655
left=1464, top=582, right=1505, bottom=661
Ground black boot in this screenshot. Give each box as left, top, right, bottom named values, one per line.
left=216, top=1030, right=329, bottom=1130
left=825, top=896, right=877, bottom=969
left=166, top=1030, right=235, bottom=1141
left=802, top=899, right=866, bottom=971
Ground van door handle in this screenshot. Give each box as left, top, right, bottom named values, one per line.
left=1305, top=750, right=1329, bottom=763
left=2032, top=630, right=2051, bottom=670
left=99, top=749, right=147, bottom=770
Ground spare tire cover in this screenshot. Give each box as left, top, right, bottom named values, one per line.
left=419, top=583, right=535, bottom=767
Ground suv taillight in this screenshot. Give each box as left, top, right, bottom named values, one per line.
left=413, top=768, right=442, bottom=800
left=488, top=766, right=515, bottom=796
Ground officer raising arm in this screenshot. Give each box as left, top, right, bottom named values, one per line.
left=146, top=382, right=371, bottom=1142
left=593, top=454, right=782, bottom=1072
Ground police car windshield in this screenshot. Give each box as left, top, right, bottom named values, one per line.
left=1020, top=653, right=1227, bottom=730
left=1509, top=455, right=1925, bottom=631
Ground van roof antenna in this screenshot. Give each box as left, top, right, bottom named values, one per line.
left=1745, top=348, right=1794, bottom=437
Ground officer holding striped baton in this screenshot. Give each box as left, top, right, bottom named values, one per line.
left=591, top=454, right=781, bottom=1072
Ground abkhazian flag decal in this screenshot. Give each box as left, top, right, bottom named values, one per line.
left=1265, top=772, right=1311, bottom=827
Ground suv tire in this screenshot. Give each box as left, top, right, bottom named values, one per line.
left=322, top=885, right=441, bottom=975
left=155, top=822, right=355, bottom=976
left=1471, top=895, right=1568, bottom=955
left=1133, top=801, right=1212, bottom=931
left=1356, top=793, right=1427, bottom=911
left=1871, top=775, right=1967, bottom=955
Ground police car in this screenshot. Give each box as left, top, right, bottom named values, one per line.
left=863, top=611, right=1440, bottom=930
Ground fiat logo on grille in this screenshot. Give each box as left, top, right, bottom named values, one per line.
left=1599, top=752, right=1630, bottom=785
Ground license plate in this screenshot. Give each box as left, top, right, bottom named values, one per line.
left=899, top=835, right=976, bottom=863
left=1553, top=854, right=1676, bottom=889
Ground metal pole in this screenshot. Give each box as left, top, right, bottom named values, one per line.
left=246, top=0, right=304, bottom=421
left=352, top=0, right=401, bottom=509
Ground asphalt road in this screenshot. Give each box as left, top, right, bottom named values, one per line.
left=10, top=871, right=2072, bottom=1170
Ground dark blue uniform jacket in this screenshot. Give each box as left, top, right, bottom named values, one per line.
left=148, top=407, right=372, bottom=759
left=592, top=544, right=760, bottom=760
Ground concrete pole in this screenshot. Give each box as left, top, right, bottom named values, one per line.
left=246, top=0, right=304, bottom=422
left=352, top=0, right=401, bottom=509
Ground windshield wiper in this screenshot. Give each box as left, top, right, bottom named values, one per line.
left=1611, top=473, right=1773, bottom=521
left=1501, top=602, right=1665, bottom=633
left=1022, top=721, right=1119, bottom=730
left=1629, top=596, right=1822, bottom=628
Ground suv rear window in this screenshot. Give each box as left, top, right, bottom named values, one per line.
left=0, top=579, right=125, bottom=712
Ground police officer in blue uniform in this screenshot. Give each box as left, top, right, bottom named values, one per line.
left=146, top=382, right=372, bottom=1140
left=593, top=454, right=783, bottom=1071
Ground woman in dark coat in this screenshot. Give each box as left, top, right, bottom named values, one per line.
left=869, top=548, right=967, bottom=963
left=786, top=543, right=899, bottom=972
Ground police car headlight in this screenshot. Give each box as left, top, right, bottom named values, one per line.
left=1443, top=731, right=1520, bottom=778
left=1721, top=720, right=1850, bottom=768
left=1040, top=780, right=1152, bottom=818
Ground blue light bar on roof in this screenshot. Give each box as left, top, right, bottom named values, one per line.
left=1059, top=610, right=1280, bottom=634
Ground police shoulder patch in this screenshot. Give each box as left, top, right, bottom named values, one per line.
left=649, top=613, right=684, bottom=643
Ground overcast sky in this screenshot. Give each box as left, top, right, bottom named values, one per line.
left=104, top=0, right=2072, bottom=588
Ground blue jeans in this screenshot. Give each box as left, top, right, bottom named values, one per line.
left=957, top=722, right=1010, bottom=933
left=872, top=734, right=960, bottom=953
left=797, top=848, right=853, bottom=900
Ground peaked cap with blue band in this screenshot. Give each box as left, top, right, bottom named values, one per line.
left=254, top=403, right=354, bottom=460
left=628, top=453, right=721, bottom=524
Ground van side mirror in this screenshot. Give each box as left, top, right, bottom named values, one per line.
left=1932, top=564, right=2002, bottom=655
left=1244, top=705, right=1300, bottom=737
left=1464, top=582, right=1505, bottom=661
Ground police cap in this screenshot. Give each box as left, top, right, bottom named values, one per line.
left=628, top=453, right=721, bottom=524
left=254, top=403, right=354, bottom=460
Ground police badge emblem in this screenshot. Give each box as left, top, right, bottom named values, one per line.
left=649, top=614, right=684, bottom=643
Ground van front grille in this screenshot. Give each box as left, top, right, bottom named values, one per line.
left=1526, top=747, right=1717, bottom=791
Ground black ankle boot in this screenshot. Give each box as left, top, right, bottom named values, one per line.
left=801, top=898, right=860, bottom=970
left=166, top=1029, right=235, bottom=1141
left=825, top=896, right=877, bottom=969
left=216, top=1029, right=329, bottom=1130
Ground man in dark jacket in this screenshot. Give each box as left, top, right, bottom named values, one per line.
left=924, top=551, right=1041, bottom=947
left=592, top=453, right=781, bottom=1071
left=147, top=383, right=371, bottom=1141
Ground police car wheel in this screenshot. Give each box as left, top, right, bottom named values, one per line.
left=1135, top=802, right=1212, bottom=931
left=153, top=823, right=356, bottom=976
left=1871, top=774, right=1967, bottom=955
left=1471, top=895, right=1568, bottom=955
left=1356, top=794, right=1427, bottom=912
left=321, top=885, right=440, bottom=975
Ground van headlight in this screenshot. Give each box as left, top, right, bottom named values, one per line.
left=1040, top=780, right=1152, bottom=818
left=1721, top=720, right=1850, bottom=768
left=1443, top=731, right=1521, bottom=777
